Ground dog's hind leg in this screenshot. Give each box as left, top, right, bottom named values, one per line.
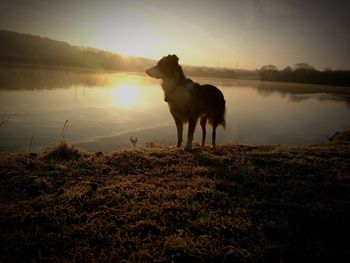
left=173, top=115, right=183, bottom=147
left=200, top=116, right=207, bottom=147
left=212, top=124, right=217, bottom=147
left=185, top=118, right=198, bottom=150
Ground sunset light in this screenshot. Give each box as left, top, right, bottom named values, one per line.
left=1, top=1, right=350, bottom=262
left=94, top=22, right=170, bottom=58
left=1, top=1, right=349, bottom=69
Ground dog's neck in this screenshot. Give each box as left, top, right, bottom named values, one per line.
left=160, top=64, right=193, bottom=101
left=161, top=78, right=193, bottom=102
left=161, top=79, right=176, bottom=93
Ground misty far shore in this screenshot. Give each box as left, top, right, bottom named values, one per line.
left=2, top=29, right=350, bottom=86
left=0, top=29, right=244, bottom=80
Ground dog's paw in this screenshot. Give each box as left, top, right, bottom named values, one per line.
left=184, top=145, right=192, bottom=151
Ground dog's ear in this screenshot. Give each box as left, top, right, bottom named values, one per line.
left=169, top=54, right=179, bottom=63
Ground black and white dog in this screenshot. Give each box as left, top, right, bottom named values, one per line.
left=146, top=54, right=226, bottom=150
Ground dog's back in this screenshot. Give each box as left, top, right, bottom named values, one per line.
left=191, top=83, right=226, bottom=128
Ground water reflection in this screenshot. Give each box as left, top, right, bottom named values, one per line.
left=110, top=84, right=141, bottom=107
left=0, top=67, right=349, bottom=152
left=252, top=80, right=350, bottom=105
left=107, top=74, right=156, bottom=108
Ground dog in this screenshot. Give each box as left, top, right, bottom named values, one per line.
left=146, top=54, right=226, bottom=150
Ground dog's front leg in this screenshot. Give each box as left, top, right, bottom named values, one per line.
left=185, top=118, right=198, bottom=150
left=173, top=116, right=183, bottom=147
left=200, top=116, right=207, bottom=147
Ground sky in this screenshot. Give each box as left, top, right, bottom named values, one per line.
left=0, top=0, right=350, bottom=70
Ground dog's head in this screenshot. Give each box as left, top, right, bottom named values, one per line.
left=146, top=54, right=184, bottom=82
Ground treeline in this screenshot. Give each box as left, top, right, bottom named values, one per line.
left=0, top=29, right=255, bottom=79
left=183, top=66, right=258, bottom=80
left=260, top=63, right=350, bottom=87
left=0, top=29, right=154, bottom=72
left=184, top=65, right=235, bottom=79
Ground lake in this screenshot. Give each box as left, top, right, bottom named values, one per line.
left=0, top=67, right=349, bottom=152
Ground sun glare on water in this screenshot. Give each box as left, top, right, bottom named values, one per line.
left=106, top=73, right=160, bottom=109
left=110, top=84, right=143, bottom=108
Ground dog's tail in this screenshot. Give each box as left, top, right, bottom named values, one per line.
left=215, top=98, right=226, bottom=129
left=209, top=94, right=226, bottom=129
left=201, top=84, right=226, bottom=129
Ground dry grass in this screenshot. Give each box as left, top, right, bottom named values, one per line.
left=329, top=128, right=350, bottom=142
left=42, top=139, right=87, bottom=161
left=0, top=136, right=350, bottom=262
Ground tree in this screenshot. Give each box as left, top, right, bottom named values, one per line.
left=260, top=65, right=278, bottom=71
left=294, top=63, right=315, bottom=71
left=259, top=65, right=278, bottom=80
left=282, top=66, right=292, bottom=72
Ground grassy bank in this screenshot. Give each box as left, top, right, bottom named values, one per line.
left=1, top=134, right=350, bottom=262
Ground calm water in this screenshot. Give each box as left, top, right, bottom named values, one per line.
left=0, top=67, right=349, bottom=152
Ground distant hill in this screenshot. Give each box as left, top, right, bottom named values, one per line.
left=0, top=29, right=258, bottom=79
left=0, top=29, right=155, bottom=72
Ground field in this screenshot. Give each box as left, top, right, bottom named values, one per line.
left=0, top=131, right=350, bottom=262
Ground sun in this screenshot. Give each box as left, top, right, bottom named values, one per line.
left=93, top=17, right=170, bottom=59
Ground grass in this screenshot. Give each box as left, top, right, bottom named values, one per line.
left=329, top=128, right=350, bottom=142
left=42, top=139, right=87, bottom=161
left=0, top=131, right=350, bottom=262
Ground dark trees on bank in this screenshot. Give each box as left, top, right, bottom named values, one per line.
left=260, top=63, right=350, bottom=87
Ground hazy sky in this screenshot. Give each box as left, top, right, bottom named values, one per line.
left=1, top=0, right=349, bottom=70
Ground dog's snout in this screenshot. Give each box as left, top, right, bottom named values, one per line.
left=146, top=66, right=162, bottom=79
left=145, top=68, right=152, bottom=76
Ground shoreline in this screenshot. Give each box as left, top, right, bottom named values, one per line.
left=2, top=62, right=350, bottom=88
